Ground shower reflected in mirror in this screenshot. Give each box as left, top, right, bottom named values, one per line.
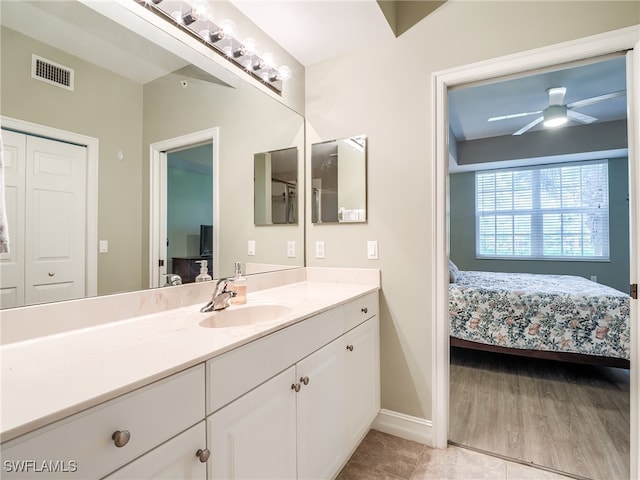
left=254, top=147, right=299, bottom=225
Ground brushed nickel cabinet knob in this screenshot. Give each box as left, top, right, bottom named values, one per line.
left=291, top=383, right=301, bottom=392
left=346, top=345, right=354, bottom=352
left=300, top=376, right=309, bottom=385
left=361, top=307, right=368, bottom=314
left=196, top=448, right=210, bottom=463
left=112, top=430, right=130, bottom=447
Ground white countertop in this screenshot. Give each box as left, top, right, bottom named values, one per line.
left=0, top=280, right=378, bottom=443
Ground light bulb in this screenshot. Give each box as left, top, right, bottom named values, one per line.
left=277, top=66, right=291, bottom=81
left=219, top=19, right=236, bottom=36
left=261, top=52, right=275, bottom=69
left=243, top=38, right=257, bottom=56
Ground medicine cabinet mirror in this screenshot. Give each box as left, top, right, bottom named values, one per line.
left=311, top=135, right=367, bottom=224
left=254, top=147, right=299, bottom=225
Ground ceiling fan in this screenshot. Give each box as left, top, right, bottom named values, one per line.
left=488, top=87, right=625, bottom=135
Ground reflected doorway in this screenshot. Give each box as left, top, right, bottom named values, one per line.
left=149, top=128, right=219, bottom=288
left=166, top=143, right=214, bottom=284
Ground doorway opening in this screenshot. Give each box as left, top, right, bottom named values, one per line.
left=149, top=128, right=219, bottom=288
left=431, top=26, right=639, bottom=479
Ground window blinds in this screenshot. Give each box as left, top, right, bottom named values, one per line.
left=475, top=160, right=609, bottom=261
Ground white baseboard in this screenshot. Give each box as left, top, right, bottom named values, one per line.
left=371, top=409, right=433, bottom=446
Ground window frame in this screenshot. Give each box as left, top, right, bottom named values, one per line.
left=474, top=159, right=610, bottom=262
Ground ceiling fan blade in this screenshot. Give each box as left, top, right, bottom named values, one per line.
left=513, top=116, right=544, bottom=135
left=567, top=109, right=598, bottom=124
left=567, top=90, right=625, bottom=109
left=488, top=110, right=542, bottom=122
left=547, top=87, right=567, bottom=106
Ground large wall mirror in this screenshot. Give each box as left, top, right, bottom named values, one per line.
left=0, top=0, right=304, bottom=309
left=254, top=147, right=299, bottom=225
left=311, top=135, right=367, bottom=223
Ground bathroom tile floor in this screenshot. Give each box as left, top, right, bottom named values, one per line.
left=337, top=429, right=575, bottom=480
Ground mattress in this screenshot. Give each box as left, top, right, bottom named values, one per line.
left=449, top=271, right=630, bottom=360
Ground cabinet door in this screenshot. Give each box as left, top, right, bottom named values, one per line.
left=344, top=316, right=380, bottom=447
left=296, top=338, right=347, bottom=480
left=105, top=422, right=207, bottom=480
left=208, top=366, right=297, bottom=480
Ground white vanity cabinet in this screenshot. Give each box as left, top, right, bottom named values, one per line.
left=207, top=291, right=380, bottom=480
left=0, top=365, right=205, bottom=479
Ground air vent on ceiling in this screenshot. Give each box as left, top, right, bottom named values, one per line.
left=31, top=54, right=74, bottom=91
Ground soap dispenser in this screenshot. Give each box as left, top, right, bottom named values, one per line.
left=229, top=261, right=247, bottom=304
left=195, top=260, right=212, bottom=282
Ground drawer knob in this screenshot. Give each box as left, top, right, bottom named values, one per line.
left=112, top=430, right=131, bottom=448
left=196, top=448, right=210, bottom=463
left=346, top=345, right=354, bottom=352
left=361, top=307, right=368, bottom=314
left=300, top=376, right=310, bottom=385
left=291, top=383, right=301, bottom=392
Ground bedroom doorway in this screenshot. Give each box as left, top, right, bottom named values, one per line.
left=447, top=52, right=631, bottom=480
left=431, top=27, right=640, bottom=480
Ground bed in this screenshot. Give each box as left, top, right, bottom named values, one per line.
left=448, top=268, right=631, bottom=368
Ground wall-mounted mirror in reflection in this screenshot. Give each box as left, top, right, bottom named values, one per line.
left=254, top=147, right=299, bottom=225
left=311, top=135, right=367, bottom=223
left=0, top=0, right=304, bottom=309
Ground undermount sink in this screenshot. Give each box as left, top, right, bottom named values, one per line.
left=199, top=304, right=293, bottom=328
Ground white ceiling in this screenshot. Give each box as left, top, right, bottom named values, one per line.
left=228, top=0, right=396, bottom=66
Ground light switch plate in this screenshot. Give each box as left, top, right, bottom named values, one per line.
left=367, top=240, right=378, bottom=260
left=99, top=240, right=108, bottom=253
left=287, top=240, right=296, bottom=258
left=248, top=240, right=256, bottom=256
left=315, top=241, right=325, bottom=259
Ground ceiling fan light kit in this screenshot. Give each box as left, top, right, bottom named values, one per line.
left=543, top=104, right=568, bottom=127
left=487, top=84, right=624, bottom=136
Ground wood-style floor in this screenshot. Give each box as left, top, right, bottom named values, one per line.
left=449, top=347, right=630, bottom=480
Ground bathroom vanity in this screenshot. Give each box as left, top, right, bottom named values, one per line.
left=0, top=268, right=380, bottom=479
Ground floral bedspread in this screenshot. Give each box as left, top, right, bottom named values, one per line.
left=449, top=271, right=630, bottom=360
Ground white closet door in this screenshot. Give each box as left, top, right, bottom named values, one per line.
left=0, top=131, right=26, bottom=308
left=25, top=135, right=87, bottom=305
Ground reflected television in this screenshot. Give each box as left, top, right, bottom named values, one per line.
left=200, top=224, right=213, bottom=256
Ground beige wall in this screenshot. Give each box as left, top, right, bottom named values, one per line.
left=1, top=27, right=144, bottom=296
left=142, top=73, right=305, bottom=281
left=304, top=2, right=640, bottom=421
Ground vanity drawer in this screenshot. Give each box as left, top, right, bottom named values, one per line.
left=343, top=291, right=378, bottom=331
left=206, top=307, right=343, bottom=414
left=1, top=364, right=205, bottom=479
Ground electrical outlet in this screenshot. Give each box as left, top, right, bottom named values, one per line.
left=591, top=275, right=597, bottom=283
left=248, top=240, right=256, bottom=256
left=287, top=240, right=296, bottom=258
left=315, top=241, right=325, bottom=259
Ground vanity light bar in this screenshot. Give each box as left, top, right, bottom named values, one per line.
left=136, top=0, right=291, bottom=94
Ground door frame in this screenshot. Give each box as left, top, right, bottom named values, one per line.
left=149, top=128, right=220, bottom=288
left=431, top=25, right=640, bottom=474
left=1, top=115, right=99, bottom=298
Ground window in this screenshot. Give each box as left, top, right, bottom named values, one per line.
left=475, top=160, right=609, bottom=260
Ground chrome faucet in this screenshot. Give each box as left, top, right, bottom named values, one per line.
left=164, top=274, right=182, bottom=286
left=201, top=278, right=236, bottom=312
